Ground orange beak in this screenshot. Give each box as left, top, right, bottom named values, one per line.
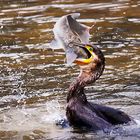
left=74, top=45, right=95, bottom=65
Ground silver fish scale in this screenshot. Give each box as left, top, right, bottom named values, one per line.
left=68, top=42, right=89, bottom=59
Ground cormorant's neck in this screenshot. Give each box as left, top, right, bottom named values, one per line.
left=67, top=69, right=96, bottom=103
left=67, top=77, right=87, bottom=103
left=67, top=62, right=105, bottom=102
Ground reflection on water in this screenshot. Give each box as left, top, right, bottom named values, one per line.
left=0, top=0, right=140, bottom=139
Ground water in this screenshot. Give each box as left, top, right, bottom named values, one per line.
left=0, top=0, right=140, bottom=139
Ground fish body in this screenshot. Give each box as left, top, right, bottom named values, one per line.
left=51, top=13, right=93, bottom=65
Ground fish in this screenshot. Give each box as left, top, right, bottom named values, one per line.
left=50, top=13, right=94, bottom=65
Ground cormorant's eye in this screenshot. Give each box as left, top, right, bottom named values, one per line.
left=89, top=47, right=93, bottom=51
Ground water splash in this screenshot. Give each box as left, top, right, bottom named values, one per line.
left=41, top=100, right=65, bottom=124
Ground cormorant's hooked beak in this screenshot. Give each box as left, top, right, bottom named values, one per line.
left=74, top=45, right=97, bottom=65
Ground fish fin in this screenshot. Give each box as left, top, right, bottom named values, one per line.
left=67, top=15, right=82, bottom=41
left=70, top=13, right=80, bottom=19
left=67, top=15, right=81, bottom=33
left=65, top=48, right=77, bottom=65
left=50, top=39, right=63, bottom=49
left=67, top=14, right=90, bottom=44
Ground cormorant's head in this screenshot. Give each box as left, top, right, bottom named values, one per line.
left=74, top=44, right=105, bottom=82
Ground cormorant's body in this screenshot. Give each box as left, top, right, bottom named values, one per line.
left=66, top=88, right=131, bottom=131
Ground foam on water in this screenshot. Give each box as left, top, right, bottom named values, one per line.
left=135, top=119, right=140, bottom=126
